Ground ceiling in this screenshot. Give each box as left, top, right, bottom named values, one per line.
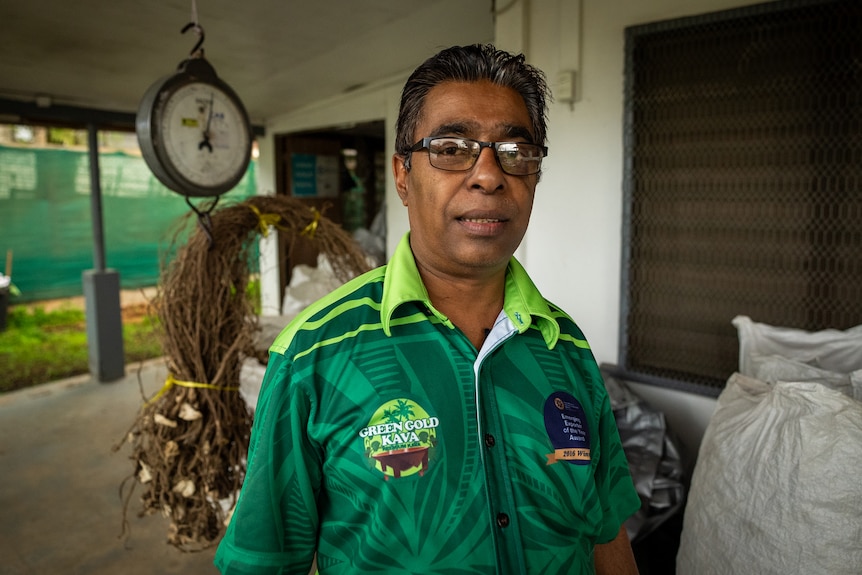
left=0, top=0, right=495, bottom=127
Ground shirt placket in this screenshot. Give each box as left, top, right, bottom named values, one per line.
left=473, top=313, right=528, bottom=575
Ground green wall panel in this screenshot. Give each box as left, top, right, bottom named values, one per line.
left=0, top=144, right=257, bottom=302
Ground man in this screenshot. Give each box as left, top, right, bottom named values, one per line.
left=216, top=44, right=641, bottom=574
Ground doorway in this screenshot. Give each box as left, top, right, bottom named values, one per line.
left=274, top=120, right=386, bottom=294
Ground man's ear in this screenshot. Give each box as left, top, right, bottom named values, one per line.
left=392, top=154, right=409, bottom=205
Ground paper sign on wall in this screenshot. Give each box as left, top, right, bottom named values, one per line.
left=291, top=153, right=339, bottom=198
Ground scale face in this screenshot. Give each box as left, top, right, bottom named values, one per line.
left=137, top=58, right=252, bottom=197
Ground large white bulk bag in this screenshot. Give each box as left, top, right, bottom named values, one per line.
left=732, top=315, right=862, bottom=400
left=676, top=373, right=862, bottom=574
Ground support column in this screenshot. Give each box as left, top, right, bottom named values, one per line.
left=83, top=269, right=125, bottom=381
left=83, top=124, right=125, bottom=382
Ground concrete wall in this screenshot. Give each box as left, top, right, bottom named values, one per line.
left=259, top=0, right=777, bottom=466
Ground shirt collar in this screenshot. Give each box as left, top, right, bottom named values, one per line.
left=381, top=233, right=560, bottom=349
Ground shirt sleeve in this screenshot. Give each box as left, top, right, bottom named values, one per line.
left=215, top=352, right=321, bottom=575
left=593, top=389, right=642, bottom=544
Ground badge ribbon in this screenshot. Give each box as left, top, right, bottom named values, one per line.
left=546, top=447, right=591, bottom=465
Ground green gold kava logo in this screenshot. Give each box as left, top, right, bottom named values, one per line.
left=359, top=399, right=439, bottom=481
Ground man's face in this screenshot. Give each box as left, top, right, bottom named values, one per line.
left=393, top=80, right=538, bottom=281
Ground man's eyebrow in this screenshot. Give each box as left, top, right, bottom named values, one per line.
left=429, top=122, right=472, bottom=137
left=503, top=125, right=535, bottom=142
left=428, top=122, right=535, bottom=142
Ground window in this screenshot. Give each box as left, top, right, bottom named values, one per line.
left=619, top=0, right=862, bottom=395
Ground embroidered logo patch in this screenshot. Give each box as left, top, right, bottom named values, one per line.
left=543, top=391, right=591, bottom=465
left=359, top=399, right=439, bottom=481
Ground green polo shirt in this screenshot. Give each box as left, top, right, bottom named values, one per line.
left=215, top=233, right=640, bottom=575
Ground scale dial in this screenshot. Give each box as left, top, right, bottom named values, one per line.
left=137, top=58, right=252, bottom=197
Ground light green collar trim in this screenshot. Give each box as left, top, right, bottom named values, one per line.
left=503, top=257, right=560, bottom=349
left=381, top=233, right=560, bottom=349
left=381, top=233, right=450, bottom=335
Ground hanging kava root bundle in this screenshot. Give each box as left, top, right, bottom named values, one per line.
left=114, top=195, right=371, bottom=551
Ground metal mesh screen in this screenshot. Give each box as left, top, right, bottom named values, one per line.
left=620, top=0, right=862, bottom=393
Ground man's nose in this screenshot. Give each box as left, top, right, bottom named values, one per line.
left=469, top=147, right=506, bottom=192
left=473, top=146, right=503, bottom=173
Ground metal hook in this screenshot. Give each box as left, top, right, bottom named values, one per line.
left=181, top=22, right=205, bottom=57
left=185, top=195, right=219, bottom=250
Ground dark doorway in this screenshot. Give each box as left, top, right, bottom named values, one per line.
left=274, top=120, right=386, bottom=292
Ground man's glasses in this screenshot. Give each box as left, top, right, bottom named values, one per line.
left=407, top=137, right=548, bottom=176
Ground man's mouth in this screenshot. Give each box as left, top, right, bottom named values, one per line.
left=460, top=217, right=504, bottom=223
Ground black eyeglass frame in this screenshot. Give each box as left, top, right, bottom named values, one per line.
left=405, top=137, right=548, bottom=175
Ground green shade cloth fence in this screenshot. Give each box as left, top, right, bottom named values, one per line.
left=0, top=144, right=257, bottom=302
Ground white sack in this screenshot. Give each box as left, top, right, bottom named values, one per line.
left=676, top=373, right=862, bottom=575
left=240, top=357, right=267, bottom=412
left=281, top=254, right=345, bottom=317
left=732, top=315, right=862, bottom=400
left=242, top=315, right=300, bottom=412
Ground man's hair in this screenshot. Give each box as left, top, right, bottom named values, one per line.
left=394, top=44, right=550, bottom=156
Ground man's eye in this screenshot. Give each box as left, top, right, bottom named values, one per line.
left=434, top=141, right=469, bottom=156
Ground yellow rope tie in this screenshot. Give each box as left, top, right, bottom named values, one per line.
left=146, top=373, right=240, bottom=406
left=248, top=204, right=283, bottom=237
left=300, top=207, right=322, bottom=239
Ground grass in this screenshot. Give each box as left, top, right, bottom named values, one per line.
left=0, top=304, right=163, bottom=393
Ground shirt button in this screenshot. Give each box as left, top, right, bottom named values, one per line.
left=496, top=513, right=510, bottom=528
left=484, top=434, right=496, bottom=447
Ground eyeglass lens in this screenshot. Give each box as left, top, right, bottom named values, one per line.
left=427, top=138, right=544, bottom=175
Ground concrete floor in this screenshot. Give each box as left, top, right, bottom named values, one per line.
left=0, top=359, right=220, bottom=575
